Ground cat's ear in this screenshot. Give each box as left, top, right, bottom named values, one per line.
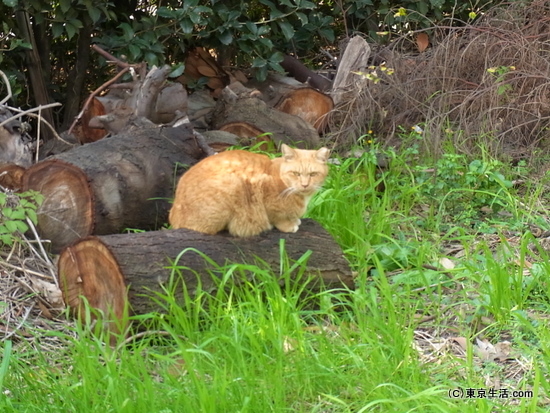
left=315, top=147, right=330, bottom=163
left=281, top=144, right=296, bottom=161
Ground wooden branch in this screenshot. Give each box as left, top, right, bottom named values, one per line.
left=67, top=67, right=130, bottom=136
left=134, top=65, right=172, bottom=119
left=281, top=55, right=333, bottom=91
left=91, top=44, right=133, bottom=69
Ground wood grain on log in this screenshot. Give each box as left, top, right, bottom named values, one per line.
left=73, top=97, right=107, bottom=144
left=58, top=219, right=354, bottom=329
left=23, top=124, right=206, bottom=252
left=248, top=75, right=334, bottom=134
left=275, top=87, right=334, bottom=133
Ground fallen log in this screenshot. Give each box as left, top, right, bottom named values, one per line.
left=57, top=219, right=354, bottom=330
left=212, top=82, right=320, bottom=149
left=22, top=124, right=206, bottom=252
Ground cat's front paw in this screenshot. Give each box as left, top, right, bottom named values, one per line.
left=275, top=219, right=300, bottom=233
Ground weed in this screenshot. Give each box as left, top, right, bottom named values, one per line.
left=0, top=190, right=43, bottom=246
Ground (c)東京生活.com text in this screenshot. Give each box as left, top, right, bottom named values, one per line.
left=448, top=387, right=533, bottom=399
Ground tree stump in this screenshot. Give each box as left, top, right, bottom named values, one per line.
left=331, top=36, right=371, bottom=105
left=57, top=219, right=354, bottom=330
left=22, top=124, right=206, bottom=252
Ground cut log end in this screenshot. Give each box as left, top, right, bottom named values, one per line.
left=0, top=164, right=26, bottom=190
left=219, top=122, right=272, bottom=150
left=58, top=237, right=126, bottom=323
left=275, top=88, right=334, bottom=133
left=22, top=159, right=94, bottom=250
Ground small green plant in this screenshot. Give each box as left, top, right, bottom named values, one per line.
left=414, top=153, right=515, bottom=231
left=0, top=190, right=43, bottom=246
left=487, top=65, right=516, bottom=96
left=352, top=63, right=394, bottom=84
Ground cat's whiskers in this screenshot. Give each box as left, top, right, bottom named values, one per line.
left=279, top=186, right=297, bottom=198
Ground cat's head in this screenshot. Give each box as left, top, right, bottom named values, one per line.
left=279, top=144, right=330, bottom=195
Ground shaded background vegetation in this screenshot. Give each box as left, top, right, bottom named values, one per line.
left=0, top=0, right=497, bottom=128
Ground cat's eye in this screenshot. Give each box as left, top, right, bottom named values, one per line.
left=292, top=171, right=301, bottom=176
left=309, top=172, right=319, bottom=177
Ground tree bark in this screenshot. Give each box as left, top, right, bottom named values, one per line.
left=57, top=219, right=354, bottom=330
left=212, top=84, right=321, bottom=149
left=14, top=10, right=55, bottom=140
left=281, top=55, right=333, bottom=92
left=61, top=20, right=93, bottom=131
left=247, top=74, right=334, bottom=133
left=22, top=124, right=207, bottom=252
left=331, top=36, right=372, bottom=105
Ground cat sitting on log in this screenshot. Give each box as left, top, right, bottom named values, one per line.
left=169, top=144, right=330, bottom=237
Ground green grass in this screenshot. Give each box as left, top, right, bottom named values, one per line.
left=2, top=138, right=550, bottom=411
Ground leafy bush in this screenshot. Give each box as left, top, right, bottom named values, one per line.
left=0, top=190, right=43, bottom=246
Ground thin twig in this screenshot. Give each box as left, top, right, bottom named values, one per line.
left=1, top=103, right=69, bottom=146
left=67, top=66, right=130, bottom=135
left=0, top=70, right=13, bottom=105
left=3, top=304, right=34, bottom=341
left=0, top=102, right=61, bottom=128
left=92, top=44, right=132, bottom=69
left=25, top=217, right=57, bottom=286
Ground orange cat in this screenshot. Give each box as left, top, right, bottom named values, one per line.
left=169, top=144, right=330, bottom=237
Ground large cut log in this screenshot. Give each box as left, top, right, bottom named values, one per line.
left=248, top=74, right=334, bottom=133
left=22, top=124, right=206, bottom=252
left=57, top=219, right=354, bottom=330
left=212, top=82, right=320, bottom=149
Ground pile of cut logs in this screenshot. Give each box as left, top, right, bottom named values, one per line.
left=0, top=38, right=372, bottom=332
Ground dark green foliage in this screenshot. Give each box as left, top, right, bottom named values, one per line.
left=0, top=0, right=503, bottom=130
